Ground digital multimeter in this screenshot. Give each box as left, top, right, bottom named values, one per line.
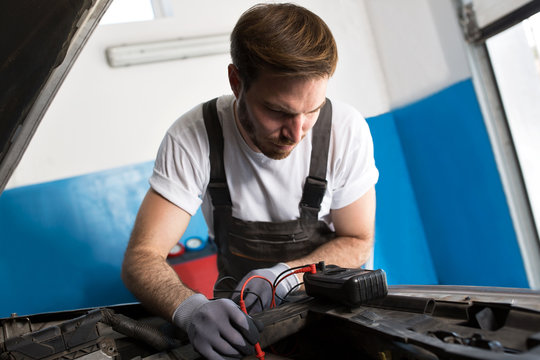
left=304, top=264, right=388, bottom=307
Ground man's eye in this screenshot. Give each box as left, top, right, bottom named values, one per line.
left=268, top=108, right=287, bottom=116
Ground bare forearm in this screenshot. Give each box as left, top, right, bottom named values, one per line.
left=287, top=235, right=373, bottom=269
left=122, top=248, right=195, bottom=320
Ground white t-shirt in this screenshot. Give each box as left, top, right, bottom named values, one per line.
left=150, top=95, right=378, bottom=237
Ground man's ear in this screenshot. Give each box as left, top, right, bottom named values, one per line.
left=228, top=64, right=242, bottom=98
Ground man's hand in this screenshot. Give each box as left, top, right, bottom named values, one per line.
left=173, top=294, right=263, bottom=360
left=233, top=263, right=299, bottom=314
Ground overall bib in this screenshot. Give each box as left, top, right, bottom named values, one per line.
left=202, top=98, right=336, bottom=293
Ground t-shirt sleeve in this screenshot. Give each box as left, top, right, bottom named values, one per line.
left=330, top=104, right=379, bottom=210
left=149, top=112, right=208, bottom=216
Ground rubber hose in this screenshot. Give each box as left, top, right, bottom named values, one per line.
left=100, top=309, right=181, bottom=351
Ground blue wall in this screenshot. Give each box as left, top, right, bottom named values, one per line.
left=0, top=78, right=529, bottom=317
left=391, top=79, right=527, bottom=287
left=368, top=113, right=437, bottom=285
left=0, top=163, right=148, bottom=316
left=0, top=162, right=208, bottom=317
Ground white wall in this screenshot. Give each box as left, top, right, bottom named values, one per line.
left=7, top=0, right=390, bottom=188
left=365, top=0, right=471, bottom=109
left=7, top=0, right=472, bottom=188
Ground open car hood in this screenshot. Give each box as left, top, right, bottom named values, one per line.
left=0, top=0, right=111, bottom=194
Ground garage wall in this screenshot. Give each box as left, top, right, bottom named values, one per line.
left=365, top=0, right=471, bottom=108
left=0, top=0, right=530, bottom=317
left=1, top=0, right=393, bottom=317
left=366, top=0, right=527, bottom=287
left=6, top=0, right=388, bottom=189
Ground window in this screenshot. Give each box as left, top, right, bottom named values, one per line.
left=486, top=13, right=540, bottom=239
left=99, top=0, right=172, bottom=25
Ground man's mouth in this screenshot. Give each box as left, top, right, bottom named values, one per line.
left=271, top=137, right=296, bottom=146
left=271, top=141, right=296, bottom=151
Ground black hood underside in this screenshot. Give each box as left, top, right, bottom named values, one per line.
left=0, top=0, right=110, bottom=193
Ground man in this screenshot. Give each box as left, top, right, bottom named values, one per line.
left=122, top=3, right=378, bottom=359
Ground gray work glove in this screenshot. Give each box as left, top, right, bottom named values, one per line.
left=172, top=294, right=263, bottom=360
left=233, top=263, right=299, bottom=314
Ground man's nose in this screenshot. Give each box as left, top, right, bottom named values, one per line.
left=283, top=114, right=304, bottom=143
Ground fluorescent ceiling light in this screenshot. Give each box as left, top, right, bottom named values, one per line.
left=106, top=33, right=229, bottom=67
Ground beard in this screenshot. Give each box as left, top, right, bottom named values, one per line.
left=236, top=96, right=298, bottom=160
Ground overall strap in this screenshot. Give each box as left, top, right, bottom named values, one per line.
left=203, top=98, right=232, bottom=275
left=203, top=98, right=232, bottom=208
left=300, top=99, right=332, bottom=220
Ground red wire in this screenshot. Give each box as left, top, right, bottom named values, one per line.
left=271, top=265, right=316, bottom=307
left=239, top=264, right=317, bottom=360
left=239, top=275, right=273, bottom=312
left=239, top=275, right=272, bottom=360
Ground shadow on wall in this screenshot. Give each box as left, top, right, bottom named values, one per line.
left=0, top=78, right=529, bottom=317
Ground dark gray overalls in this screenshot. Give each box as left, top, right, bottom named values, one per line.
left=202, top=98, right=336, bottom=293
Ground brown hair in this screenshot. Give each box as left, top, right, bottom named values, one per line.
left=230, top=3, right=338, bottom=89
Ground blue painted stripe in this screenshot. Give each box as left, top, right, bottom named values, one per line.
left=368, top=113, right=438, bottom=285
left=0, top=161, right=208, bottom=317
left=392, top=79, right=528, bottom=287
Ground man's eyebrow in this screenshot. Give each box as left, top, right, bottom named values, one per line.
left=264, top=99, right=327, bottom=115
left=309, top=99, right=327, bottom=113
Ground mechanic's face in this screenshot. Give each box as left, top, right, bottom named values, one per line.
left=229, top=65, right=328, bottom=160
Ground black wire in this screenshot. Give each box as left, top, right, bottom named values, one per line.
left=213, top=276, right=238, bottom=292
left=214, top=265, right=311, bottom=311
left=276, top=282, right=304, bottom=303
left=273, top=264, right=310, bottom=289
